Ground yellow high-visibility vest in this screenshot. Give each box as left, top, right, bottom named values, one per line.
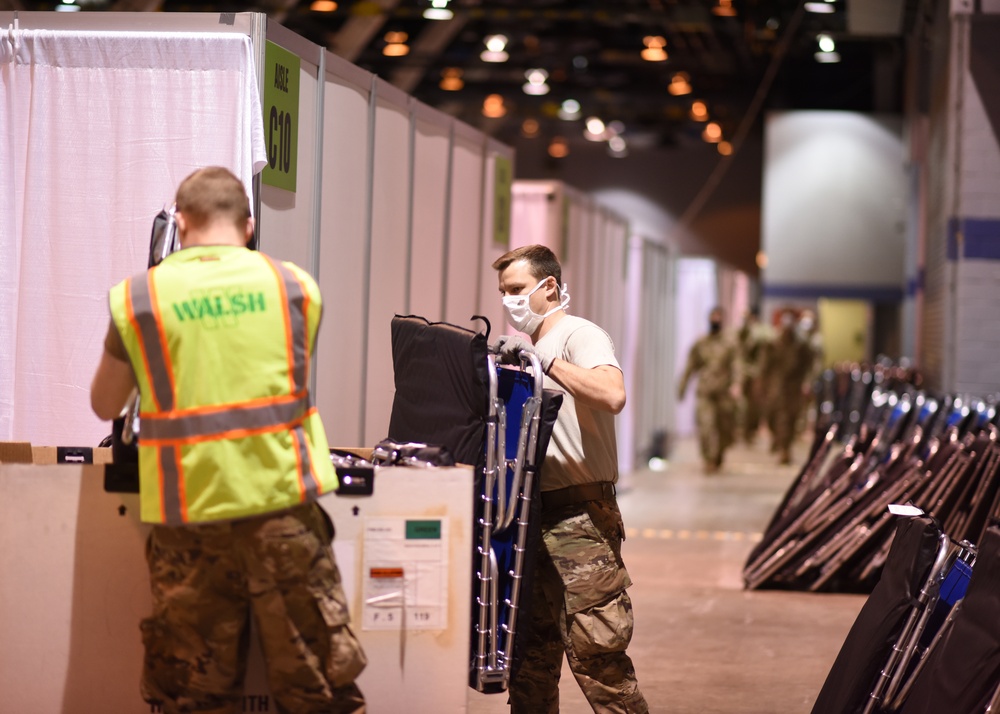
left=109, top=245, right=337, bottom=525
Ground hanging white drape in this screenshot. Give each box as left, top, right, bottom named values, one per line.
left=0, top=29, right=267, bottom=446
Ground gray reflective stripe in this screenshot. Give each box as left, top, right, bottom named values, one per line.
left=158, top=445, right=184, bottom=525
left=265, top=256, right=309, bottom=392
left=141, top=393, right=310, bottom=442
left=293, top=424, right=321, bottom=498
left=129, top=277, right=174, bottom=411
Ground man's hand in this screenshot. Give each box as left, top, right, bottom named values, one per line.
left=493, top=335, right=553, bottom=372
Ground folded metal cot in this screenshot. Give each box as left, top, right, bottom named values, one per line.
left=385, top=314, right=561, bottom=693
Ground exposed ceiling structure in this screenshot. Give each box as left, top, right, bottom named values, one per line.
left=9, top=0, right=920, bottom=154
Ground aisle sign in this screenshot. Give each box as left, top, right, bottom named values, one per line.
left=493, top=155, right=512, bottom=247
left=262, top=41, right=300, bottom=192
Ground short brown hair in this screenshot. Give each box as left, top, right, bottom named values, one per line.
left=175, top=166, right=251, bottom=230
left=492, top=244, right=562, bottom=285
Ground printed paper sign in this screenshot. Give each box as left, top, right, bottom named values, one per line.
left=361, top=517, right=448, bottom=630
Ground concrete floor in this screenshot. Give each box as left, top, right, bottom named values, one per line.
left=467, top=434, right=868, bottom=714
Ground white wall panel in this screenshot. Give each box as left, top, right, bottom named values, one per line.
left=364, top=86, right=412, bottom=445
left=444, top=130, right=486, bottom=326
left=315, top=58, right=372, bottom=447
left=409, top=114, right=450, bottom=320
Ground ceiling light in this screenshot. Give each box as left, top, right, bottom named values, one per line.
left=583, top=116, right=606, bottom=141
left=558, top=99, right=581, bottom=120
left=523, top=69, right=550, bottom=96
left=817, top=34, right=835, bottom=53
left=608, top=135, right=628, bottom=157
left=607, top=120, right=626, bottom=135
left=423, top=0, right=452, bottom=20
left=439, top=67, right=463, bottom=91
left=702, top=122, right=722, bottom=143
left=482, top=94, right=507, bottom=118
left=310, top=0, right=337, bottom=11
left=668, top=72, right=692, bottom=96
left=548, top=137, right=569, bottom=159
left=815, top=51, right=841, bottom=63
left=383, top=31, right=409, bottom=57
left=521, top=118, right=540, bottom=138
left=641, top=35, right=668, bottom=62
left=55, top=2, right=81, bottom=9
left=690, top=100, right=709, bottom=122
left=711, top=0, right=737, bottom=17
left=804, top=2, right=835, bottom=12
left=717, top=141, right=733, bottom=156
left=481, top=34, right=509, bottom=63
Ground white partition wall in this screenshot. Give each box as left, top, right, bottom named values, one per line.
left=309, top=68, right=513, bottom=448
left=410, top=107, right=451, bottom=320
left=634, top=239, right=674, bottom=463
left=444, top=126, right=487, bottom=326
left=314, top=55, right=373, bottom=447
left=363, top=83, right=415, bottom=445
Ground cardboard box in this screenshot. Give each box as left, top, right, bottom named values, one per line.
left=0, top=442, right=112, bottom=465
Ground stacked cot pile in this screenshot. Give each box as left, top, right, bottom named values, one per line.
left=744, top=361, right=1000, bottom=713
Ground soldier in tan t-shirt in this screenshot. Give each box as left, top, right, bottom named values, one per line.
left=492, top=244, right=648, bottom=714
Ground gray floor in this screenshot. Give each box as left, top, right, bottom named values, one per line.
left=467, top=434, right=867, bottom=714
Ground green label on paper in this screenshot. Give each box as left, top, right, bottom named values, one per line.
left=405, top=520, right=442, bottom=540
left=262, top=41, right=300, bottom=192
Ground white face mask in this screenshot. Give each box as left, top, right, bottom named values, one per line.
left=501, top=278, right=570, bottom=335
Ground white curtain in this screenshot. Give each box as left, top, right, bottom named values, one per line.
left=0, top=30, right=267, bottom=445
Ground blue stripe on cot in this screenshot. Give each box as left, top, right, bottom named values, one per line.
left=948, top=217, right=1000, bottom=260
left=761, top=283, right=904, bottom=302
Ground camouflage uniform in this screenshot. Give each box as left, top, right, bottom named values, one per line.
left=761, top=327, right=815, bottom=464
left=141, top=502, right=367, bottom=714
left=677, top=331, right=738, bottom=469
left=736, top=320, right=770, bottom=442
left=510, top=499, right=648, bottom=714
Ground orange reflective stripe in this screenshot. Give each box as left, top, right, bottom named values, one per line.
left=157, top=444, right=184, bottom=525
left=265, top=258, right=297, bottom=394
left=141, top=392, right=310, bottom=443
left=142, top=390, right=305, bottom=420
left=146, top=270, right=178, bottom=403
left=125, top=278, right=162, bottom=412
left=129, top=275, right=174, bottom=412
left=141, top=406, right=318, bottom=447
left=291, top=423, right=320, bottom=499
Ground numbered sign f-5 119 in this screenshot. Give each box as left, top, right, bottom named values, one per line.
left=262, top=41, right=300, bottom=192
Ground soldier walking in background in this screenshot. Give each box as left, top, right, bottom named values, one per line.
left=762, top=308, right=816, bottom=465
left=678, top=306, right=738, bottom=473
left=736, top=306, right=770, bottom=444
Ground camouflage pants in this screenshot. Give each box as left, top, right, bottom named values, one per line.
left=141, top=502, right=367, bottom=714
left=740, top=377, right=763, bottom=440
left=509, top=499, right=648, bottom=714
left=695, top=391, right=735, bottom=465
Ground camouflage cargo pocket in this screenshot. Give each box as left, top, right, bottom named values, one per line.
left=545, top=502, right=632, bottom=616
left=567, top=589, right=634, bottom=660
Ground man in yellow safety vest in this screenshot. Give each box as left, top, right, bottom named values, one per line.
left=90, top=166, right=366, bottom=714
